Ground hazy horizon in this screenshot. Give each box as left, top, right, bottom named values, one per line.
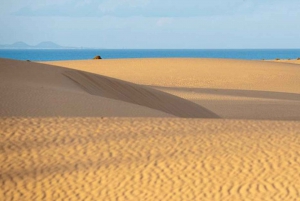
left=1, top=0, right=299, bottom=49
left=2, top=41, right=300, bottom=50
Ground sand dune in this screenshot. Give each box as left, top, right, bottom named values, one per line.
left=0, top=58, right=173, bottom=117
left=1, top=58, right=300, bottom=200
left=0, top=58, right=219, bottom=118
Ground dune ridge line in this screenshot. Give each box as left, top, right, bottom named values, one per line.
left=63, top=70, right=220, bottom=118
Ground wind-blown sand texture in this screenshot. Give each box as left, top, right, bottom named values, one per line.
left=1, top=58, right=300, bottom=200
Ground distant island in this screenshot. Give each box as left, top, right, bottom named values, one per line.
left=0, top=41, right=77, bottom=49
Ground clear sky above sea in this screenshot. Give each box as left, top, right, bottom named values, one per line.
left=0, top=0, right=299, bottom=49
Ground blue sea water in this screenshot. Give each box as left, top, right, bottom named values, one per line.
left=0, top=49, right=300, bottom=61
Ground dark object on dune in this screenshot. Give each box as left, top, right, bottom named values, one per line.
left=93, top=55, right=102, bottom=59
left=275, top=58, right=280, bottom=60
left=297, top=58, right=300, bottom=60
left=26, top=60, right=31, bottom=62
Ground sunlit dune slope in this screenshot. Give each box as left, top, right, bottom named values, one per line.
left=44, top=58, right=300, bottom=92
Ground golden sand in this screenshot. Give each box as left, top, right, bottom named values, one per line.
left=1, top=58, right=300, bottom=200
left=1, top=118, right=300, bottom=200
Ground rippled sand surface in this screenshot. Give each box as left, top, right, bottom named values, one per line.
left=1, top=118, right=300, bottom=201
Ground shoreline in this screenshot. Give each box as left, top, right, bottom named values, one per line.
left=1, top=48, right=300, bottom=61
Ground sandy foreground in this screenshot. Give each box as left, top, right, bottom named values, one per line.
left=1, top=58, right=300, bottom=200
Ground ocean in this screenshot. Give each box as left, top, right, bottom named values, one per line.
left=0, top=49, right=300, bottom=61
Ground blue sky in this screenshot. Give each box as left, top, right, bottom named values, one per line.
left=0, top=0, right=299, bottom=48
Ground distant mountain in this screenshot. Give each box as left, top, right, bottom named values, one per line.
left=0, top=41, right=75, bottom=49
left=35, top=41, right=64, bottom=49
left=10, top=42, right=32, bottom=49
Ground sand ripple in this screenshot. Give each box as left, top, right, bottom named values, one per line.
left=1, top=118, right=300, bottom=200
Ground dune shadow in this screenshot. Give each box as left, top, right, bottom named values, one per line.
left=152, top=86, right=300, bottom=102
left=63, top=71, right=220, bottom=119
